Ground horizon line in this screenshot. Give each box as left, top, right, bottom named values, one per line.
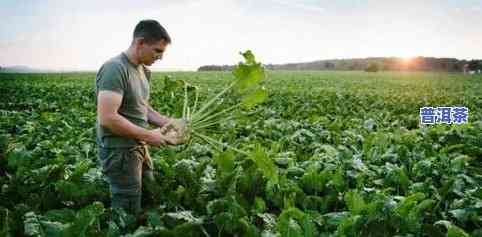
left=2, top=55, right=481, bottom=72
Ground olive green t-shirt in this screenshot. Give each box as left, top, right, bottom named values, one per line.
left=95, top=52, right=152, bottom=148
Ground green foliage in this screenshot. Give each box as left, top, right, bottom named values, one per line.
left=249, top=146, right=278, bottom=184
left=277, top=207, right=318, bottom=237
left=344, top=190, right=366, bottom=215
left=0, top=70, right=480, bottom=236
left=0, top=208, right=11, bottom=237
left=233, top=50, right=265, bottom=94
left=467, top=60, right=482, bottom=71
left=241, top=87, right=268, bottom=110
left=435, top=220, right=470, bottom=237
left=23, top=202, right=104, bottom=237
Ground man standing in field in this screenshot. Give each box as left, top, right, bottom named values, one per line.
left=95, top=19, right=183, bottom=216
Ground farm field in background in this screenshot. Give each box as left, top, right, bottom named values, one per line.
left=0, top=71, right=481, bottom=236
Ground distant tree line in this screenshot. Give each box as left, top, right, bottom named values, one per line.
left=197, top=65, right=235, bottom=71
left=468, top=60, right=482, bottom=71
left=198, top=58, right=482, bottom=72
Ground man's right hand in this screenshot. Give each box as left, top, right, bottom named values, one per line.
left=145, top=128, right=177, bottom=147
left=159, top=118, right=187, bottom=135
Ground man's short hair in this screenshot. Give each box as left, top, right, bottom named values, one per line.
left=133, top=19, right=171, bottom=44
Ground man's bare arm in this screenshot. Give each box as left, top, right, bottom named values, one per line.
left=97, top=91, right=173, bottom=146
left=147, top=106, right=171, bottom=128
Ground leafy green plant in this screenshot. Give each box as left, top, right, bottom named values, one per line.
left=162, top=50, right=267, bottom=155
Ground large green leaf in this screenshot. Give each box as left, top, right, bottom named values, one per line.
left=214, top=150, right=236, bottom=175
left=233, top=63, right=264, bottom=93
left=24, top=212, right=44, bottom=236
left=277, top=208, right=318, bottom=237
left=241, top=88, right=268, bottom=110
left=322, top=212, right=350, bottom=227
left=208, top=196, right=248, bottom=234
left=24, top=212, right=68, bottom=237
left=250, top=146, right=278, bottom=184
left=125, top=226, right=156, bottom=237
left=435, top=220, right=470, bottom=237
left=301, top=213, right=319, bottom=237
left=395, top=193, right=425, bottom=218
left=162, top=211, right=203, bottom=227
left=344, top=190, right=366, bottom=215
left=0, top=208, right=11, bottom=237
left=331, top=168, right=345, bottom=191
left=64, top=202, right=104, bottom=236
left=232, top=50, right=265, bottom=94
left=241, top=50, right=256, bottom=64
left=277, top=208, right=304, bottom=237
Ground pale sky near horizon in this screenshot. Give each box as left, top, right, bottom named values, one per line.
left=1, top=0, right=481, bottom=71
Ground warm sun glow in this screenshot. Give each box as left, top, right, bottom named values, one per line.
left=401, top=57, right=413, bottom=64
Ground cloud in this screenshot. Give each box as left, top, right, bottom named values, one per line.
left=269, top=0, right=326, bottom=14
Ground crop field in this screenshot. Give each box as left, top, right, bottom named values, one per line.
left=0, top=71, right=481, bottom=236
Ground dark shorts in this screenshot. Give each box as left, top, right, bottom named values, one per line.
left=98, top=145, right=154, bottom=214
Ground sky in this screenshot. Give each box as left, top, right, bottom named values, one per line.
left=1, top=0, right=481, bottom=71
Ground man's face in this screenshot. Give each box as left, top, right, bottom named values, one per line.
left=138, top=39, right=168, bottom=66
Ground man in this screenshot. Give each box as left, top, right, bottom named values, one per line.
left=95, top=19, right=184, bottom=215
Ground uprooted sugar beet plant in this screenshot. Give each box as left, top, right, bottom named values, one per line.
left=161, top=50, right=268, bottom=155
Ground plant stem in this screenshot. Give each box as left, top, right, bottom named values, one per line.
left=195, top=133, right=223, bottom=152
left=182, top=83, right=188, bottom=119
left=186, top=107, right=191, bottom=122
left=192, top=105, right=238, bottom=126
left=191, top=81, right=236, bottom=120
left=193, top=116, right=233, bottom=130
left=192, top=131, right=248, bottom=155
left=192, top=89, right=199, bottom=116
left=191, top=99, right=223, bottom=124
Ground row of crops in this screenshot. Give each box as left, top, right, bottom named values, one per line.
left=0, top=71, right=481, bottom=236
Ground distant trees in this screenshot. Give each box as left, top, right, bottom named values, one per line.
left=365, top=62, right=379, bottom=72
left=197, top=65, right=234, bottom=71
left=324, top=62, right=335, bottom=69
left=197, top=57, right=480, bottom=72
left=468, top=60, right=482, bottom=71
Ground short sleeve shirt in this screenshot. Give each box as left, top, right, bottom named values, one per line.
left=95, top=52, right=152, bottom=148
